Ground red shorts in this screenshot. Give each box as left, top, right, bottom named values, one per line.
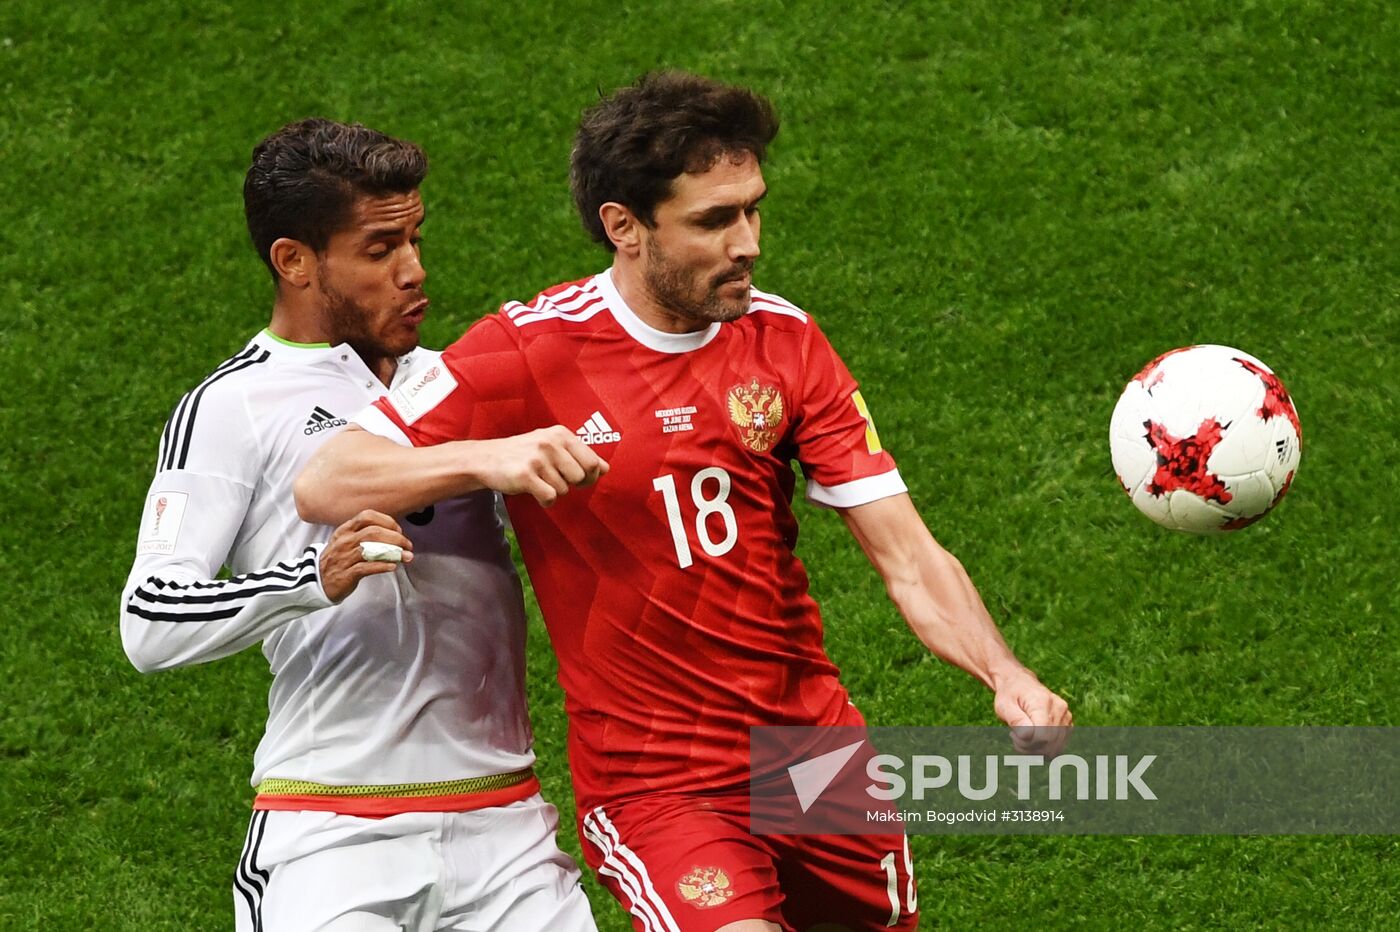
left=579, top=792, right=918, bottom=931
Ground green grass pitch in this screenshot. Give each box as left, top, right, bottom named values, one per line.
left=2, top=0, right=1396, bottom=928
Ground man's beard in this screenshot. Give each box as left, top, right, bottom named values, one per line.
left=321, top=281, right=418, bottom=358
left=643, top=239, right=752, bottom=327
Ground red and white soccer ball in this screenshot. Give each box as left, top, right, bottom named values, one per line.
left=1110, top=345, right=1301, bottom=533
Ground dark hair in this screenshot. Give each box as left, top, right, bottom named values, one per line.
left=570, top=72, right=779, bottom=251
left=243, top=118, right=428, bottom=282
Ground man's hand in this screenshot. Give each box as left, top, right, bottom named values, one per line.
left=468, top=426, right=608, bottom=507
left=992, top=668, right=1073, bottom=756
left=318, top=510, right=415, bottom=602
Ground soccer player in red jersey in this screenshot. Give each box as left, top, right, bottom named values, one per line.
left=299, top=72, right=1072, bottom=932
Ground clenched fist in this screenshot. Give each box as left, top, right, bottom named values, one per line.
left=469, top=426, right=609, bottom=507
left=993, top=670, right=1073, bottom=756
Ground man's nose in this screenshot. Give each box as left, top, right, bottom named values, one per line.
left=398, top=246, right=426, bottom=289
left=729, top=214, right=760, bottom=263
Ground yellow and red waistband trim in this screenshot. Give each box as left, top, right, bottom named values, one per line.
left=253, top=767, right=539, bottom=818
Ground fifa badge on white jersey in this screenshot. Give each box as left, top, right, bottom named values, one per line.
left=138, top=491, right=189, bottom=555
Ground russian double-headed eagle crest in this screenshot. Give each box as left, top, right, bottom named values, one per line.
left=727, top=378, right=785, bottom=453
left=677, top=866, right=734, bottom=908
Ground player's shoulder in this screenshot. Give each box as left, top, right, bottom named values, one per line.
left=742, top=285, right=817, bottom=334
left=494, top=275, right=609, bottom=336
left=156, top=337, right=272, bottom=472
left=168, top=337, right=273, bottom=412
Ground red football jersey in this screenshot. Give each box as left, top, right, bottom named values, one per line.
left=361, top=268, right=906, bottom=812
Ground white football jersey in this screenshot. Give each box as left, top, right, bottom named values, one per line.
left=120, top=332, right=534, bottom=790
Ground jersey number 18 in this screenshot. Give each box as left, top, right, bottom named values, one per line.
left=651, top=468, right=738, bottom=569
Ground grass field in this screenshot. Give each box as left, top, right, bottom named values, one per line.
left=2, top=0, right=1396, bottom=928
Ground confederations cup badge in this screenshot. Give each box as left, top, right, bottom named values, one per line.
left=677, top=866, right=734, bottom=908
left=727, top=378, right=786, bottom=453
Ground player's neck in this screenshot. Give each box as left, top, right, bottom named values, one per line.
left=267, top=299, right=398, bottom=386
left=268, top=292, right=333, bottom=347
left=609, top=259, right=710, bottom=335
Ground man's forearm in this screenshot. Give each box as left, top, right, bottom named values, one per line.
left=843, top=494, right=1071, bottom=739
left=297, top=427, right=484, bottom=524
left=842, top=494, right=1033, bottom=690
left=886, top=540, right=1031, bottom=690
left=122, top=546, right=332, bottom=673
left=299, top=424, right=610, bottom=524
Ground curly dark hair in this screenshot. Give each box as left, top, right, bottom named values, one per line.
left=243, top=118, right=428, bottom=282
left=570, top=72, right=779, bottom=251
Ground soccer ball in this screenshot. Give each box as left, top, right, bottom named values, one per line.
left=1110, top=345, right=1301, bottom=533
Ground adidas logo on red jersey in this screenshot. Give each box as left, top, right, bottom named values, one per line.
left=576, top=411, right=621, bottom=446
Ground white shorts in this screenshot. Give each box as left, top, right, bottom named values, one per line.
left=232, top=793, right=596, bottom=932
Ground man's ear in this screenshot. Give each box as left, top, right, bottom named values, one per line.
left=269, top=238, right=316, bottom=289
left=599, top=202, right=646, bottom=258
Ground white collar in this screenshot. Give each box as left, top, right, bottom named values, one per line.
left=256, top=329, right=420, bottom=383
left=256, top=329, right=341, bottom=360
left=596, top=267, right=721, bottom=354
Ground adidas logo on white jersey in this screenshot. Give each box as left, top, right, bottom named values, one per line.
left=304, top=406, right=348, bottom=435
left=576, top=411, right=622, bottom=446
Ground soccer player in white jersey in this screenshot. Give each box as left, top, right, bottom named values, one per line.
left=120, top=118, right=600, bottom=932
